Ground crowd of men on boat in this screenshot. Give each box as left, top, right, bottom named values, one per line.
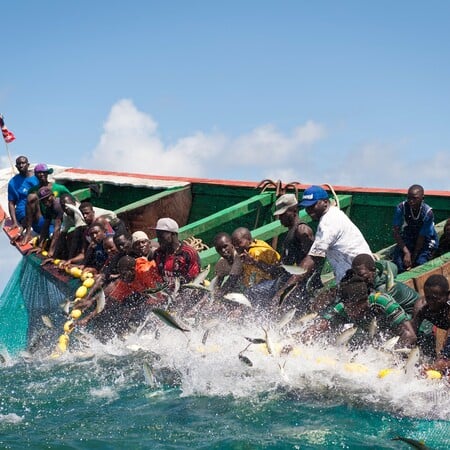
left=6, top=156, right=450, bottom=374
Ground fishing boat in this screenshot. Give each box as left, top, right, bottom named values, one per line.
left=1, top=166, right=449, bottom=355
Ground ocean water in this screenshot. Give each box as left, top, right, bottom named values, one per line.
left=1, top=317, right=449, bottom=449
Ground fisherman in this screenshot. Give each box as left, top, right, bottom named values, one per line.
left=152, top=218, right=201, bottom=288
left=53, top=193, right=88, bottom=260
left=301, top=277, right=417, bottom=347
left=270, top=193, right=323, bottom=308
left=77, top=254, right=163, bottom=340
left=434, top=218, right=450, bottom=257
left=212, top=232, right=244, bottom=295
left=275, top=186, right=373, bottom=307
left=392, top=184, right=439, bottom=272
left=33, top=186, right=65, bottom=257
left=412, top=274, right=450, bottom=371
left=20, top=163, right=72, bottom=245
left=63, top=201, right=119, bottom=266
left=231, top=226, right=281, bottom=287
left=7, top=156, right=35, bottom=230
left=131, top=230, right=158, bottom=260
left=83, top=220, right=111, bottom=271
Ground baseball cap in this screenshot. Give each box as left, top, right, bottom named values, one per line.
left=273, top=194, right=298, bottom=216
left=152, top=217, right=179, bottom=233
left=34, top=163, right=54, bottom=174
left=131, top=231, right=149, bottom=244
left=38, top=186, right=53, bottom=200
left=299, top=185, right=329, bottom=207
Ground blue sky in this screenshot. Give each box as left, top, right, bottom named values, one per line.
left=1, top=0, right=450, bottom=290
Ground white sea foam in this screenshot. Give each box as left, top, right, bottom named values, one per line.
left=0, top=413, right=24, bottom=424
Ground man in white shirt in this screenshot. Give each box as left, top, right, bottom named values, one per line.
left=275, top=185, right=373, bottom=308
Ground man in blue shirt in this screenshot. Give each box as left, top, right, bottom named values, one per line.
left=7, top=156, right=37, bottom=229
left=392, top=184, right=438, bottom=272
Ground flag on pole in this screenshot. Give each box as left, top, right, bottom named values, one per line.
left=0, top=114, right=16, bottom=143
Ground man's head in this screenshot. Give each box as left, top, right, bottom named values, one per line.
left=407, top=184, right=424, bottom=210
left=351, top=254, right=377, bottom=287
left=339, top=278, right=370, bottom=320
left=424, top=274, right=450, bottom=313
left=114, top=232, right=132, bottom=254
left=443, top=219, right=450, bottom=238
left=132, top=231, right=151, bottom=257
left=103, top=236, right=118, bottom=256
left=231, top=227, right=252, bottom=254
left=153, top=218, right=179, bottom=251
left=214, top=232, right=235, bottom=262
left=88, top=221, right=106, bottom=244
left=34, top=163, right=53, bottom=185
left=273, top=194, right=299, bottom=227
left=299, top=186, right=329, bottom=221
left=15, top=156, right=29, bottom=176
left=79, top=201, right=95, bottom=226
left=38, top=186, right=54, bottom=207
left=59, top=193, right=76, bottom=215
left=117, top=255, right=136, bottom=283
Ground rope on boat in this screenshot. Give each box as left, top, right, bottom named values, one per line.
left=323, top=183, right=340, bottom=209
left=183, top=236, right=209, bottom=251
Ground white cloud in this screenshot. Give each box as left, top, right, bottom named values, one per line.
left=84, top=99, right=327, bottom=181
left=83, top=99, right=450, bottom=191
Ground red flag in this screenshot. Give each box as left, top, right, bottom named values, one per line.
left=0, top=114, right=16, bottom=143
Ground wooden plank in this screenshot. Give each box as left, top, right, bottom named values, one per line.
left=178, top=192, right=276, bottom=241
left=441, top=260, right=450, bottom=283
left=3, top=219, right=33, bottom=254
left=115, top=186, right=193, bottom=237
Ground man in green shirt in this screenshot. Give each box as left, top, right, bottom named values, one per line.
left=303, top=278, right=417, bottom=347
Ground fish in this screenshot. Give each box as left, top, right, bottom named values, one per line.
left=0, top=353, right=6, bottom=364
left=381, top=335, right=399, bottom=351
left=152, top=309, right=190, bottom=332
left=281, top=264, right=307, bottom=275
left=201, top=319, right=220, bottom=344
left=278, top=283, right=297, bottom=307
left=136, top=313, right=153, bottom=336
left=385, top=264, right=395, bottom=291
left=143, top=361, right=158, bottom=388
left=95, top=289, right=106, bottom=314
left=223, top=293, right=252, bottom=308
left=201, top=329, right=210, bottom=345
left=173, top=278, right=181, bottom=297
left=263, top=327, right=275, bottom=355
left=41, top=315, right=54, bottom=329
left=244, top=337, right=267, bottom=345
left=404, top=347, right=420, bottom=376
left=391, top=436, right=430, bottom=450
left=276, top=308, right=296, bottom=330
left=60, top=299, right=73, bottom=315
left=193, top=265, right=210, bottom=285
left=336, top=326, right=357, bottom=346
left=368, top=317, right=378, bottom=339
left=297, top=312, right=318, bottom=326
left=238, top=353, right=253, bottom=367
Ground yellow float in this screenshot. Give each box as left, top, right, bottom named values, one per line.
left=75, top=285, right=88, bottom=299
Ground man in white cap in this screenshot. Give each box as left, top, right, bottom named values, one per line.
left=131, top=230, right=158, bottom=260
left=152, top=217, right=201, bottom=289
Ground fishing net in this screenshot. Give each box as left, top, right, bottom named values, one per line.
left=0, top=257, right=75, bottom=355
left=0, top=258, right=28, bottom=354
